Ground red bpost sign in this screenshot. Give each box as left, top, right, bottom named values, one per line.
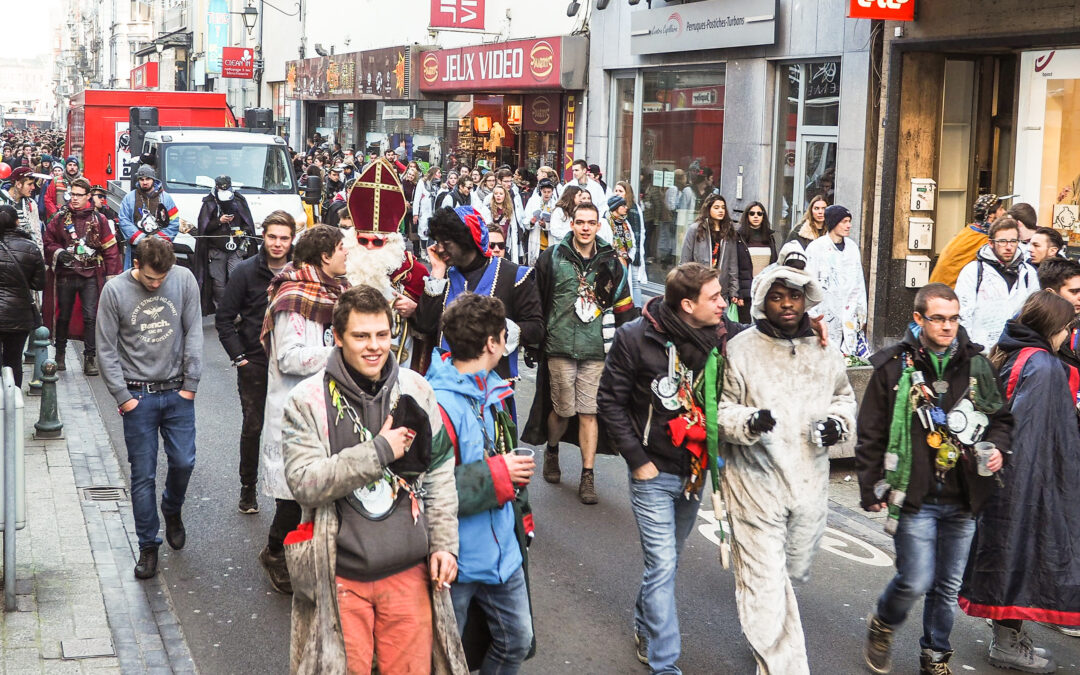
left=222, top=47, right=255, bottom=79
left=430, top=0, right=485, bottom=30
left=848, top=0, right=915, bottom=20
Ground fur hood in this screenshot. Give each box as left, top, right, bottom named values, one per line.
left=749, top=242, right=824, bottom=320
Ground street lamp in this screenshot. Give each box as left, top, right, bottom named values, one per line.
left=232, top=3, right=259, bottom=35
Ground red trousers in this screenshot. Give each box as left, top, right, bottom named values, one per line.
left=336, top=563, right=433, bottom=674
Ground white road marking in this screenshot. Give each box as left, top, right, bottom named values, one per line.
left=696, top=509, right=893, bottom=567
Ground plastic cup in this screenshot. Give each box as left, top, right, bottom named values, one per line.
left=974, top=442, right=995, bottom=476
left=513, top=447, right=535, bottom=459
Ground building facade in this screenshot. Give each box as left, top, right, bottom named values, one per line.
left=868, top=2, right=1080, bottom=341
left=586, top=0, right=873, bottom=289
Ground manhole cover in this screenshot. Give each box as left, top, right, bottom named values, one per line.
left=80, top=487, right=127, bottom=502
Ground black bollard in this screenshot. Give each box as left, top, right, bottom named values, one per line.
left=27, top=326, right=51, bottom=397
left=34, top=359, right=63, bottom=440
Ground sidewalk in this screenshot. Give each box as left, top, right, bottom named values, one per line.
left=2, top=356, right=196, bottom=674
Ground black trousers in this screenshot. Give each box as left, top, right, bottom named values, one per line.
left=268, top=499, right=302, bottom=554
left=55, top=274, right=100, bottom=357
left=236, top=361, right=268, bottom=487
left=0, top=331, right=29, bottom=387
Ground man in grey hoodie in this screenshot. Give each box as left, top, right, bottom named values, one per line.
left=96, top=235, right=203, bottom=580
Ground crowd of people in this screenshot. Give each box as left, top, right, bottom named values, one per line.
left=4, top=131, right=1080, bottom=675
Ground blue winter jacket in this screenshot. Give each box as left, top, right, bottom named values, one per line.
left=426, top=350, right=522, bottom=585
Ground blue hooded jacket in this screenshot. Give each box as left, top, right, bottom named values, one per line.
left=425, top=350, right=521, bottom=585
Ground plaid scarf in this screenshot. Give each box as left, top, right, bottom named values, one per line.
left=260, top=262, right=346, bottom=354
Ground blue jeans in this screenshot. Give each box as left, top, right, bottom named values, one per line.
left=628, top=471, right=702, bottom=675
left=121, top=389, right=197, bottom=549
left=451, top=566, right=533, bottom=675
left=875, top=503, right=976, bottom=652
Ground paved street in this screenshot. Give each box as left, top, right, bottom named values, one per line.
left=83, top=320, right=1080, bottom=674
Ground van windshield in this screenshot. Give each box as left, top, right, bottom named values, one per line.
left=161, top=143, right=294, bottom=193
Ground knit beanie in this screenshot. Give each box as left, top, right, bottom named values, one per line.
left=824, top=205, right=851, bottom=231
left=607, top=194, right=626, bottom=212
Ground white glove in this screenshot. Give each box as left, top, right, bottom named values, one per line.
left=503, top=318, right=520, bottom=356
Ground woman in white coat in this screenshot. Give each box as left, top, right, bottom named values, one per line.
left=412, top=166, right=440, bottom=249
left=805, top=205, right=868, bottom=358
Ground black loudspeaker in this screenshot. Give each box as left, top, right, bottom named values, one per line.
left=128, top=107, right=159, bottom=158
left=244, top=108, right=273, bottom=129
left=303, top=175, right=322, bottom=205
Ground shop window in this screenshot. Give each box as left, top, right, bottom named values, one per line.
left=638, top=68, right=726, bottom=284
left=1040, top=78, right=1080, bottom=242
left=359, top=101, right=447, bottom=172
left=445, top=96, right=520, bottom=171
left=936, top=60, right=975, bottom=250
left=771, top=61, right=841, bottom=239
left=609, top=76, right=636, bottom=188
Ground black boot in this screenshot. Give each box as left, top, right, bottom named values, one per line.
left=163, top=511, right=186, bottom=550
left=134, top=546, right=159, bottom=579
left=55, top=346, right=66, bottom=372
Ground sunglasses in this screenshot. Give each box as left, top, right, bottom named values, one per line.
left=357, top=235, right=386, bottom=248
left=748, top=210, right=764, bottom=216
left=489, top=241, right=506, bottom=250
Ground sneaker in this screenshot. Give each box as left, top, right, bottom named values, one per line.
left=1045, top=623, right=1080, bottom=637
left=238, top=485, right=259, bottom=514
left=542, top=447, right=561, bottom=484
left=83, top=354, right=98, bottom=376
left=163, top=510, right=186, bottom=550
left=634, top=630, right=649, bottom=665
left=919, top=648, right=953, bottom=675
left=578, top=470, right=598, bottom=505
left=259, top=545, right=293, bottom=594
left=864, top=613, right=894, bottom=674
left=134, top=546, right=159, bottom=579
left=989, top=622, right=1056, bottom=673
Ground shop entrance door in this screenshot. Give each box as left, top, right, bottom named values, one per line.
left=1016, top=49, right=1080, bottom=244
left=795, top=136, right=837, bottom=211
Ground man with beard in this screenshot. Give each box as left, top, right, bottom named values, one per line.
left=195, top=175, right=257, bottom=315
left=416, top=206, right=544, bottom=395
left=341, top=159, right=432, bottom=373
left=216, top=210, right=295, bottom=515
left=118, top=165, right=180, bottom=269
left=0, top=167, right=43, bottom=251
left=717, top=247, right=856, bottom=674
left=320, top=164, right=345, bottom=222
left=44, top=155, right=83, bottom=220
left=43, top=177, right=122, bottom=374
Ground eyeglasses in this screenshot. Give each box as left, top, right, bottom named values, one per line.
left=69, top=192, right=88, bottom=198
left=357, top=235, right=386, bottom=248
left=489, top=242, right=506, bottom=251
left=921, top=314, right=961, bottom=326
left=991, top=238, right=1019, bottom=245
left=748, top=210, right=764, bottom=216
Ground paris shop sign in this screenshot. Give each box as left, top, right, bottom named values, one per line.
left=420, top=38, right=562, bottom=92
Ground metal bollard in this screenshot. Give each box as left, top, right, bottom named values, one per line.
left=27, top=326, right=51, bottom=397
left=3, top=367, right=20, bottom=610
left=34, top=361, right=63, bottom=440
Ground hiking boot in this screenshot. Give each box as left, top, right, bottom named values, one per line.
left=542, top=447, right=561, bottom=484
left=919, top=648, right=953, bottom=675
left=134, top=546, right=159, bottom=579
left=259, top=545, right=293, bottom=594
left=634, top=630, right=649, bottom=665
left=163, top=510, right=186, bottom=550
left=578, top=470, right=598, bottom=505
left=83, top=354, right=98, bottom=376
left=238, top=485, right=259, bottom=514
left=864, top=613, right=894, bottom=674
left=989, top=622, right=1056, bottom=673
left=55, top=348, right=66, bottom=372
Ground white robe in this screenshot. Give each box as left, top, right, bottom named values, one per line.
left=805, top=235, right=868, bottom=357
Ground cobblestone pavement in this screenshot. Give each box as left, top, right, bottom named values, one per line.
left=1, top=354, right=196, bottom=674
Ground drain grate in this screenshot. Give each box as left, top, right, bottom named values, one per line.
left=80, top=486, right=128, bottom=502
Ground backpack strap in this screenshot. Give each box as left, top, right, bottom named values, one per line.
left=1005, top=347, right=1042, bottom=399
left=438, top=404, right=461, bottom=465
left=975, top=259, right=984, bottom=295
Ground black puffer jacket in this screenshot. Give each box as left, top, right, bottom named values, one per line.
left=0, top=228, right=46, bottom=332
left=214, top=247, right=287, bottom=366
left=596, top=297, right=744, bottom=476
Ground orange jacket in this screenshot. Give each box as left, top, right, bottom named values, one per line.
left=928, top=224, right=988, bottom=288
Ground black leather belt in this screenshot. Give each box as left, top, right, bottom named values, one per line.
left=125, top=378, right=184, bottom=393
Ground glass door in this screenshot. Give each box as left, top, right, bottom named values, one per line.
left=796, top=136, right=838, bottom=213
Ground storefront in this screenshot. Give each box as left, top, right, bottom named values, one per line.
left=590, top=0, right=871, bottom=288
left=869, top=3, right=1080, bottom=341
left=417, top=36, right=588, bottom=174
left=285, top=46, right=427, bottom=163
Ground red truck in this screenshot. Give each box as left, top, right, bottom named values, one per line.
left=65, top=89, right=236, bottom=188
